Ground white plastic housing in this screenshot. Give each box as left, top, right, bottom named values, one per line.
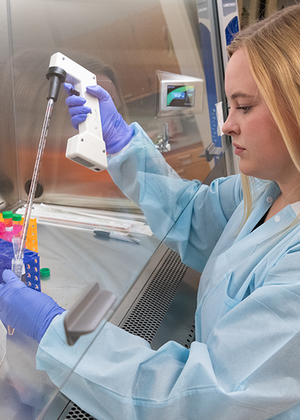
left=49, top=52, right=107, bottom=171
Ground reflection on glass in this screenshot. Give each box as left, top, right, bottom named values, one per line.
left=0, top=0, right=220, bottom=418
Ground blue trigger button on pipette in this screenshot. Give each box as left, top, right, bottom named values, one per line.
left=40, top=268, right=50, bottom=279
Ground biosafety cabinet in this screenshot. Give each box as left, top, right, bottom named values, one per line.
left=0, top=0, right=241, bottom=418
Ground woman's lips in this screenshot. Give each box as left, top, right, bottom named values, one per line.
left=233, top=143, right=246, bottom=156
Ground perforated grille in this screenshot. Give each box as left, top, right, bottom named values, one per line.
left=71, top=156, right=94, bottom=168
left=65, top=403, right=95, bottom=419
left=121, top=250, right=188, bottom=343
left=184, top=323, right=195, bottom=349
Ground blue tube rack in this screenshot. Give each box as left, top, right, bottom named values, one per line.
left=0, top=238, right=41, bottom=291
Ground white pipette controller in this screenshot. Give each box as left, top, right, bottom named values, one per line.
left=47, top=52, right=107, bottom=172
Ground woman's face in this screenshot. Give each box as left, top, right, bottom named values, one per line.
left=222, top=48, right=296, bottom=185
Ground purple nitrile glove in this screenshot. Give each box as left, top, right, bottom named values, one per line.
left=64, top=83, right=134, bottom=154
left=0, top=270, right=65, bottom=342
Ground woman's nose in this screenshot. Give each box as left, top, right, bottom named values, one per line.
left=222, top=112, right=240, bottom=136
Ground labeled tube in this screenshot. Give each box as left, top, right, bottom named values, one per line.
left=12, top=214, right=22, bottom=238
left=2, top=211, right=13, bottom=232
left=12, top=214, right=22, bottom=225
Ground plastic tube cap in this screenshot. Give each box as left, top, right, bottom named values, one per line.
left=2, top=211, right=13, bottom=219
left=40, top=268, right=50, bottom=279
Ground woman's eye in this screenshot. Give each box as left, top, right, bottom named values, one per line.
left=236, top=106, right=252, bottom=114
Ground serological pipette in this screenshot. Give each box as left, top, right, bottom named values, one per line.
left=7, top=69, right=66, bottom=335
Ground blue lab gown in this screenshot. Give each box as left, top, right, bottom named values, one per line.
left=37, top=124, right=300, bottom=419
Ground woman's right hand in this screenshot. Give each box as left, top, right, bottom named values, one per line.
left=64, top=83, right=134, bottom=154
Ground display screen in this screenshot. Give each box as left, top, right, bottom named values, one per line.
left=166, top=85, right=195, bottom=107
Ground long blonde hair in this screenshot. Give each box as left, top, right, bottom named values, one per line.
left=227, top=4, right=300, bottom=222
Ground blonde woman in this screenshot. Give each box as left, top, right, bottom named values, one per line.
left=1, top=4, right=300, bottom=419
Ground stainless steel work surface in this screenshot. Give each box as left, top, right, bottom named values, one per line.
left=37, top=223, right=160, bottom=310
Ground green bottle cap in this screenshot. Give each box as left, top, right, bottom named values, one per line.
left=2, top=211, right=13, bottom=219
left=12, top=214, right=22, bottom=221
left=40, top=268, right=50, bottom=278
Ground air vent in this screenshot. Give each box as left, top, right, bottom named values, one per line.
left=64, top=403, right=95, bottom=420
left=184, top=323, right=195, bottom=349
left=120, top=250, right=188, bottom=343
left=71, top=156, right=94, bottom=168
